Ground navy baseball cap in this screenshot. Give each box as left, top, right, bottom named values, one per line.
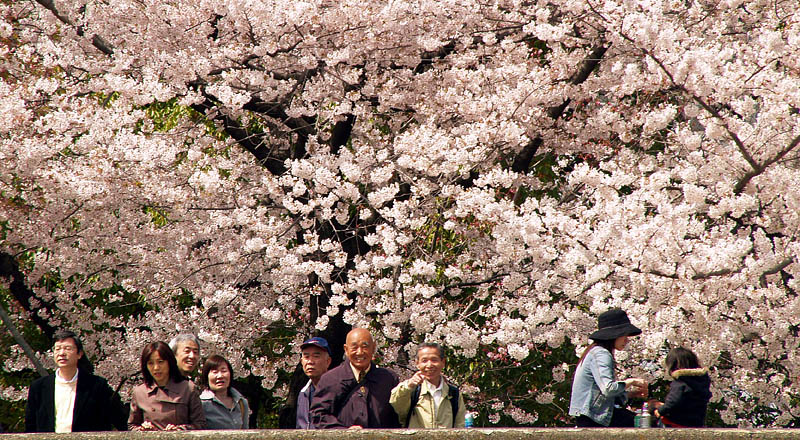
left=300, top=336, right=331, bottom=355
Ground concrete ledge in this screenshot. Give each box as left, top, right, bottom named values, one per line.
left=2, top=429, right=800, bottom=439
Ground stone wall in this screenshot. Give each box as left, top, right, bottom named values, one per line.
left=2, top=429, right=797, bottom=439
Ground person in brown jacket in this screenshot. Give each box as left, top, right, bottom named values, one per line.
left=128, top=341, right=206, bottom=431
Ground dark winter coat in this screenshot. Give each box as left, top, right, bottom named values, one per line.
left=25, top=369, right=127, bottom=432
left=658, top=367, right=712, bottom=427
left=310, top=360, right=400, bottom=429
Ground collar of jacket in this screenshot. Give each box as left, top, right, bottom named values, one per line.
left=145, top=378, right=183, bottom=395
left=299, top=379, right=314, bottom=393
left=671, top=367, right=708, bottom=379
left=199, top=387, right=244, bottom=404
left=420, top=377, right=449, bottom=397
left=345, top=359, right=375, bottom=381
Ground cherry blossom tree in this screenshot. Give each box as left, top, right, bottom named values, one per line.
left=2, top=0, right=799, bottom=428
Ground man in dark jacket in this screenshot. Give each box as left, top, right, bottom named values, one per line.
left=310, top=328, right=400, bottom=429
left=25, top=330, right=127, bottom=432
left=296, top=336, right=332, bottom=428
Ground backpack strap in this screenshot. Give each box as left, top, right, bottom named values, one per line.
left=404, top=381, right=460, bottom=428
left=448, top=385, right=460, bottom=427
left=404, top=385, right=421, bottom=428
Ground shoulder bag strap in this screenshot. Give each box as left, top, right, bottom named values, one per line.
left=449, top=386, right=459, bottom=427
left=404, top=385, right=421, bottom=428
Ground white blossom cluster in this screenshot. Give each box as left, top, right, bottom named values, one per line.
left=1, top=0, right=800, bottom=427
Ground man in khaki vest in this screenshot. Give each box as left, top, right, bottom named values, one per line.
left=390, top=342, right=466, bottom=428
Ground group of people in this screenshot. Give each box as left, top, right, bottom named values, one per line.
left=24, top=310, right=712, bottom=432
left=24, top=327, right=464, bottom=432
left=126, top=338, right=250, bottom=431
left=25, top=331, right=249, bottom=432
left=295, top=328, right=466, bottom=430
left=569, top=309, right=713, bottom=428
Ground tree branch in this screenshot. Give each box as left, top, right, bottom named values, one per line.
left=614, top=30, right=799, bottom=196
left=0, top=252, right=57, bottom=341
left=545, top=45, right=609, bottom=120
left=33, top=0, right=114, bottom=55
left=0, top=302, right=48, bottom=377
left=759, top=257, right=795, bottom=288
left=512, top=45, right=608, bottom=173
left=441, top=273, right=508, bottom=295
left=690, top=267, right=735, bottom=280
left=734, top=134, right=800, bottom=194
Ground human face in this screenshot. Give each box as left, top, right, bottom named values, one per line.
left=207, top=363, right=231, bottom=393
left=147, top=351, right=170, bottom=386
left=301, top=346, right=331, bottom=382
left=344, top=329, right=375, bottom=372
left=175, top=340, right=199, bottom=376
left=416, top=347, right=445, bottom=385
left=614, top=335, right=631, bottom=351
left=53, top=338, right=83, bottom=371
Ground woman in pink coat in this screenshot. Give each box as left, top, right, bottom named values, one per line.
left=128, top=341, right=206, bottom=431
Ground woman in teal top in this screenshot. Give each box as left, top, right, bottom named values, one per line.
left=199, top=355, right=250, bottom=429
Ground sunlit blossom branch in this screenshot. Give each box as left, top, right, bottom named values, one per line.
left=758, top=257, right=795, bottom=288
left=614, top=31, right=760, bottom=174
left=33, top=0, right=114, bottom=55
left=734, top=135, right=800, bottom=194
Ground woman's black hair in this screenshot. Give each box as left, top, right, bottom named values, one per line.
left=665, top=347, right=701, bottom=374
left=140, top=341, right=185, bottom=387
left=201, top=354, right=234, bottom=395
left=577, top=339, right=617, bottom=366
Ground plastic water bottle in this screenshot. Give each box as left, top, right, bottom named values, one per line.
left=640, top=402, right=652, bottom=428
left=633, top=407, right=642, bottom=428
left=464, top=412, right=474, bottom=428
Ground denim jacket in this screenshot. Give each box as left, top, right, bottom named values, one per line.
left=199, top=388, right=250, bottom=429
left=568, top=346, right=627, bottom=426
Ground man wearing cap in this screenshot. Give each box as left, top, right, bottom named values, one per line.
left=311, top=328, right=400, bottom=429
left=296, top=337, right=332, bottom=429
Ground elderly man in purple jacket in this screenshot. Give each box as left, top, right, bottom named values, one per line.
left=310, top=328, right=400, bottom=429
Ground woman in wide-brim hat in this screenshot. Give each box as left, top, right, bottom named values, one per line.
left=568, top=309, right=649, bottom=427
